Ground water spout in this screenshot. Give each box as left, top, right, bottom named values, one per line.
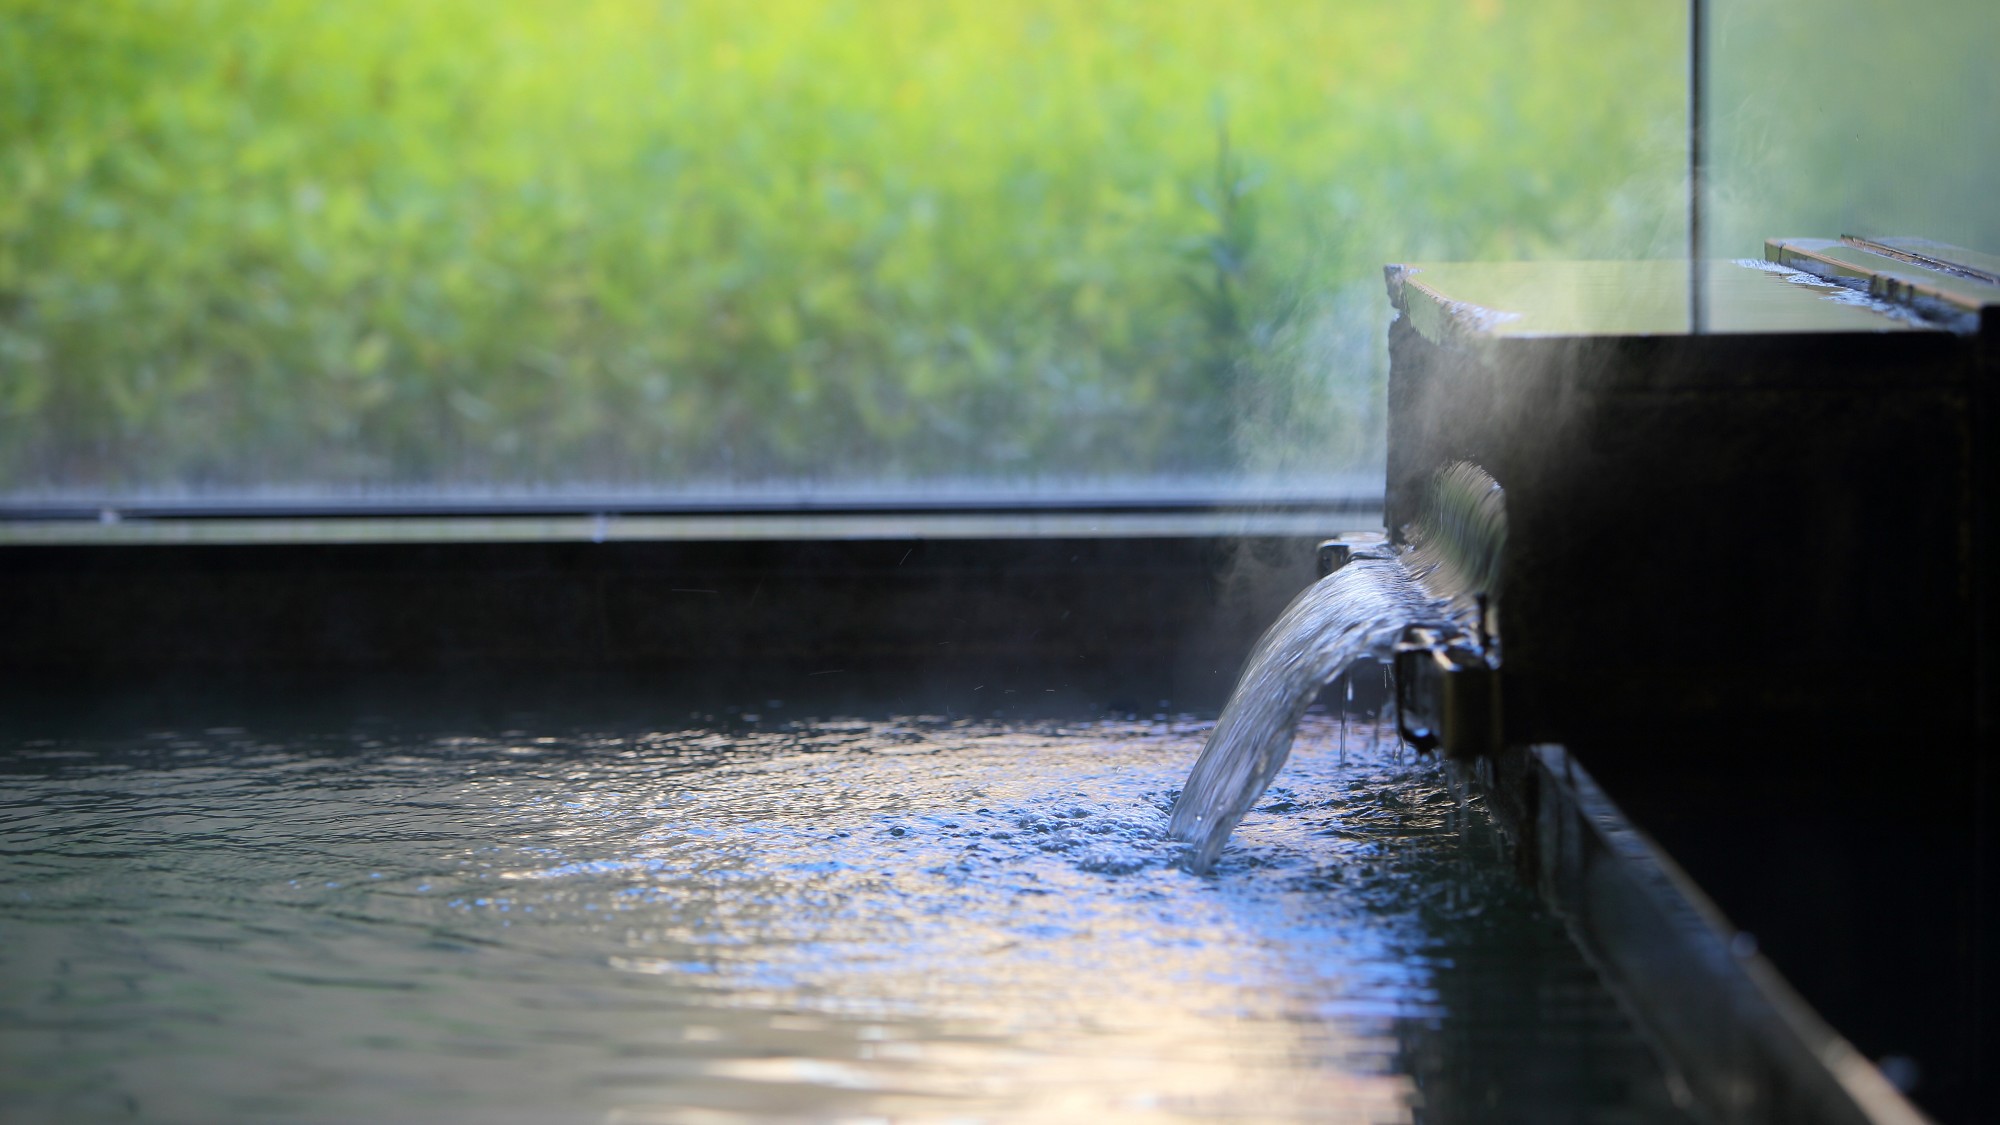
left=1168, top=551, right=1451, bottom=872
left=1173, top=463, right=1506, bottom=872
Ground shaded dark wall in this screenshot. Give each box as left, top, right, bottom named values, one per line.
left=1386, top=314, right=1991, bottom=1119
left=0, top=535, right=1322, bottom=728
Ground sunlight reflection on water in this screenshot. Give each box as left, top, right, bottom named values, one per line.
left=0, top=715, right=1685, bottom=1123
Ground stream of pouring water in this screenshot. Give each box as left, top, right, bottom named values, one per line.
left=1170, top=551, right=1450, bottom=872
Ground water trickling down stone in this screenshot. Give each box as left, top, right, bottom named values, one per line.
left=1169, top=552, right=1451, bottom=872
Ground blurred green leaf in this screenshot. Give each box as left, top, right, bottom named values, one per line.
left=0, top=0, right=1685, bottom=492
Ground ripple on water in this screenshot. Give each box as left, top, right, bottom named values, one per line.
left=0, top=715, right=1689, bottom=1123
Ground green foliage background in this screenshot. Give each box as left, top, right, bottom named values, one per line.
left=0, top=0, right=1682, bottom=494
left=1706, top=0, right=2000, bottom=263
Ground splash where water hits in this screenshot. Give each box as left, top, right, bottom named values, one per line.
left=0, top=712, right=1687, bottom=1123
left=1170, top=550, right=1459, bottom=872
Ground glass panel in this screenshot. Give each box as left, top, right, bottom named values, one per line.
left=1704, top=0, right=2000, bottom=260
left=1, top=1, right=1684, bottom=503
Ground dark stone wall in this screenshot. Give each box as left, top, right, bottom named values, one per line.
left=0, top=534, right=1322, bottom=725
left=1386, top=311, right=1990, bottom=1119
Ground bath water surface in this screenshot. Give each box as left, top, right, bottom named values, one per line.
left=0, top=714, right=1690, bottom=1123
